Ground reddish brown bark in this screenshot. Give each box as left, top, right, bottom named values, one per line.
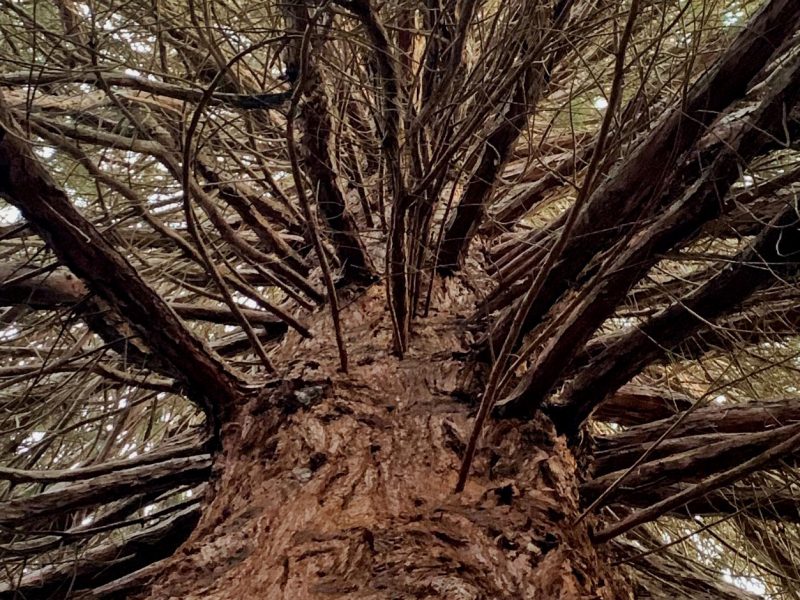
left=0, top=455, right=210, bottom=529
left=133, top=286, right=630, bottom=600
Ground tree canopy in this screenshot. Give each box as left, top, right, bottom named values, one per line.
left=2, top=0, right=800, bottom=597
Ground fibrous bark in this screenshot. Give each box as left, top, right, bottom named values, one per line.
left=137, top=286, right=630, bottom=600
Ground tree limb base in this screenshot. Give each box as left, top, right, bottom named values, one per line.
left=136, top=285, right=630, bottom=599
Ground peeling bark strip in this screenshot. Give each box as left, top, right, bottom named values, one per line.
left=0, top=98, right=247, bottom=424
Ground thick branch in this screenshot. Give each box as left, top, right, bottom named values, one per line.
left=576, top=292, right=800, bottom=373
left=0, top=261, right=290, bottom=331
left=437, top=61, right=548, bottom=270
left=286, top=3, right=374, bottom=284
left=616, top=483, right=800, bottom=523
left=583, top=425, right=800, bottom=503
left=592, top=424, right=800, bottom=542
left=0, top=455, right=209, bottom=528
left=0, top=441, right=204, bottom=484
left=593, top=385, right=693, bottom=426
left=596, top=398, right=800, bottom=454
left=495, top=48, right=800, bottom=418
left=0, top=97, right=249, bottom=424
left=551, top=196, right=800, bottom=433
left=0, top=70, right=290, bottom=110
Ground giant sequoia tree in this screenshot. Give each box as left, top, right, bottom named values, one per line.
left=2, top=0, right=800, bottom=597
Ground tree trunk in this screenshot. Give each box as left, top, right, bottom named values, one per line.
left=136, top=286, right=630, bottom=600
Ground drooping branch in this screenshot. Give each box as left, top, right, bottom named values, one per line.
left=0, top=263, right=178, bottom=378
left=617, top=483, right=800, bottom=523
left=25, top=105, right=324, bottom=310
left=576, top=290, right=800, bottom=370
left=486, top=116, right=800, bottom=302
left=0, top=261, right=290, bottom=331
left=482, top=121, right=794, bottom=312
left=616, top=537, right=762, bottom=600
left=0, top=70, right=292, bottom=110
left=194, top=157, right=307, bottom=271
left=488, top=139, right=594, bottom=231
